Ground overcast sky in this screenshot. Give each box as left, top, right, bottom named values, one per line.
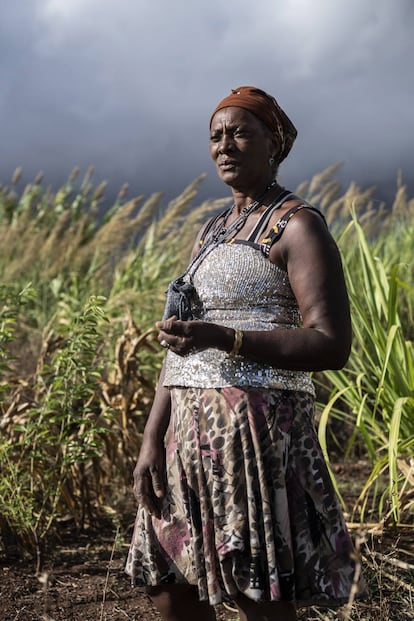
left=1, top=0, right=413, bottom=207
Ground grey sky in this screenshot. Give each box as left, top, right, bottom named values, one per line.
left=1, top=0, right=413, bottom=206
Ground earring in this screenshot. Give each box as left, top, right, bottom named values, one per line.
left=269, top=156, right=275, bottom=166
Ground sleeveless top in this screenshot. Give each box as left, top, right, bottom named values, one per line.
left=163, top=191, right=324, bottom=395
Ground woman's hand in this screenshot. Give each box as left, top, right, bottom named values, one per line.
left=133, top=433, right=166, bottom=519
left=157, top=317, right=234, bottom=356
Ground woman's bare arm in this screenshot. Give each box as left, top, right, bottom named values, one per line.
left=133, top=362, right=171, bottom=518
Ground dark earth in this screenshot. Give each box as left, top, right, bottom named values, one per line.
left=0, top=533, right=245, bottom=621
left=1, top=461, right=413, bottom=621
left=2, top=527, right=413, bottom=621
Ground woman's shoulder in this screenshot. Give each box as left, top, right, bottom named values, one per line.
left=259, top=194, right=328, bottom=259
left=276, top=193, right=325, bottom=220
left=190, top=209, right=229, bottom=258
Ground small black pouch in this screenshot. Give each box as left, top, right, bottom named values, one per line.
left=162, top=277, right=196, bottom=321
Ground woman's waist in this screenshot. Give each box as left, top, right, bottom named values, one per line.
left=163, top=349, right=315, bottom=395
left=197, top=307, right=302, bottom=329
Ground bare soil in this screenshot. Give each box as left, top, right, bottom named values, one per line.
left=1, top=461, right=413, bottom=621
left=0, top=533, right=238, bottom=621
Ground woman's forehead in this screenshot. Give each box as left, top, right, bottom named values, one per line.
left=210, top=106, right=264, bottom=128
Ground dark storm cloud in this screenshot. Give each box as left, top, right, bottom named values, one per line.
left=1, top=0, right=413, bottom=204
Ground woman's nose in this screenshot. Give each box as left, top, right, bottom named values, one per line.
left=217, top=134, right=234, bottom=154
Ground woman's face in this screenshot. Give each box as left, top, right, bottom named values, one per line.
left=209, top=106, right=277, bottom=190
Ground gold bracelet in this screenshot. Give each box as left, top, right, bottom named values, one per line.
left=230, top=329, right=243, bottom=356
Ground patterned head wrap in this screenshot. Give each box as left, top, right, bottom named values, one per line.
left=210, top=86, right=297, bottom=164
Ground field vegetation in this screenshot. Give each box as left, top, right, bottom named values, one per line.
left=0, top=164, right=413, bottom=619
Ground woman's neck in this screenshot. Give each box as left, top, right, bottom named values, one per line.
left=231, top=179, right=280, bottom=214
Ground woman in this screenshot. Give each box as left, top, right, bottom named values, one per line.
left=126, top=86, right=362, bottom=621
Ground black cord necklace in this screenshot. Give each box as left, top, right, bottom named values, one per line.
left=213, top=179, right=278, bottom=241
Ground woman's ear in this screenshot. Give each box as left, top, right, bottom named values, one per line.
left=270, top=136, right=281, bottom=163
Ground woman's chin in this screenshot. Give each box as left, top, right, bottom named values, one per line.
left=217, top=169, right=240, bottom=187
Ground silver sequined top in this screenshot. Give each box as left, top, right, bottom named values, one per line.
left=163, top=242, right=315, bottom=396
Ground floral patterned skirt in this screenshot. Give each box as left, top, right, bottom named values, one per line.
left=126, top=386, right=363, bottom=607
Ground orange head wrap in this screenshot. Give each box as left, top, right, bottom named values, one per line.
left=210, top=86, right=297, bottom=164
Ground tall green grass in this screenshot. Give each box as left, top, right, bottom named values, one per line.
left=317, top=209, right=414, bottom=523
left=0, top=165, right=413, bottom=559
left=0, top=168, right=228, bottom=557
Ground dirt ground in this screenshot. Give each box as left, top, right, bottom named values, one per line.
left=0, top=534, right=239, bottom=621
left=1, top=460, right=413, bottom=621
left=2, top=528, right=413, bottom=621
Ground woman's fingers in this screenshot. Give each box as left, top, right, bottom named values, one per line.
left=134, top=470, right=163, bottom=518
left=150, top=465, right=165, bottom=499
left=156, top=317, right=178, bottom=333
left=157, top=320, right=197, bottom=356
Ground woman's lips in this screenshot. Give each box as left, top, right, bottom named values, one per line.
left=218, top=160, right=238, bottom=170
